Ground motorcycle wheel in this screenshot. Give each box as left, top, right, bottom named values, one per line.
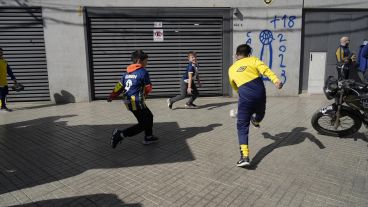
left=311, top=107, right=362, bottom=137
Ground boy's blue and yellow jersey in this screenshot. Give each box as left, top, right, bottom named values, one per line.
left=182, top=62, right=198, bottom=82
left=228, top=56, right=279, bottom=92
left=0, top=59, right=16, bottom=87
left=113, top=64, right=152, bottom=111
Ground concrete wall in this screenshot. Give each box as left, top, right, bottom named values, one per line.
left=0, top=0, right=318, bottom=101
left=42, top=6, right=90, bottom=103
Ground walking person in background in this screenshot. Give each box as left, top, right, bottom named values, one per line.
left=167, top=51, right=201, bottom=109
left=0, top=48, right=18, bottom=112
left=107, top=50, right=158, bottom=148
left=228, top=44, right=283, bottom=167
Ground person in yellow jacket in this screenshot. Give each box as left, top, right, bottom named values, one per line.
left=335, top=36, right=356, bottom=79
left=228, top=44, right=283, bottom=167
left=0, top=48, right=17, bottom=112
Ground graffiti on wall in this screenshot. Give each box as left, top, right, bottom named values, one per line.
left=244, top=15, right=296, bottom=84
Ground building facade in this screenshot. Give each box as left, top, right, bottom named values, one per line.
left=1, top=0, right=367, bottom=102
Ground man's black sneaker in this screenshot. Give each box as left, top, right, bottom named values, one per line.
left=237, top=156, right=250, bottom=167
left=167, top=99, right=173, bottom=109
left=250, top=116, right=260, bottom=128
left=111, top=128, right=123, bottom=149
left=142, top=136, right=159, bottom=145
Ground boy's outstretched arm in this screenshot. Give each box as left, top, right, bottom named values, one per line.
left=7, top=65, right=17, bottom=84
left=144, top=83, right=152, bottom=96
left=255, top=58, right=283, bottom=89
left=107, top=81, right=125, bottom=102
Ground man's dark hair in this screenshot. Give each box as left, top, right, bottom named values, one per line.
left=131, top=50, right=148, bottom=63
left=0, top=48, right=3, bottom=52
left=236, top=44, right=252, bottom=57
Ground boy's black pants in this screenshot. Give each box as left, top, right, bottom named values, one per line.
left=171, top=79, right=199, bottom=104
left=123, top=107, right=153, bottom=137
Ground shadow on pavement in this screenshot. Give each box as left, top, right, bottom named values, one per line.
left=54, top=90, right=76, bottom=104
left=12, top=103, right=57, bottom=111
left=0, top=115, right=222, bottom=194
left=342, top=132, right=368, bottom=143
left=244, top=127, right=325, bottom=170
left=172, top=101, right=236, bottom=110
left=11, top=90, right=77, bottom=111
left=8, top=193, right=141, bottom=207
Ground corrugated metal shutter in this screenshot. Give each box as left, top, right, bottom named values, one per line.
left=0, top=8, right=49, bottom=101
left=87, top=13, right=224, bottom=99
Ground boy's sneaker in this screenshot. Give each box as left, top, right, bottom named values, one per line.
left=110, top=128, right=123, bottom=149
left=189, top=103, right=197, bottom=107
left=237, top=156, right=250, bottom=167
left=142, top=136, right=159, bottom=145
left=250, top=116, right=260, bottom=128
left=0, top=107, right=12, bottom=112
left=167, top=99, right=173, bottom=109
left=185, top=103, right=197, bottom=108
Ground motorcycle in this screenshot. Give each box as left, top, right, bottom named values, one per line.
left=311, top=64, right=368, bottom=137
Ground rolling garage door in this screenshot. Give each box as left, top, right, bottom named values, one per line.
left=86, top=8, right=230, bottom=99
left=0, top=8, right=49, bottom=101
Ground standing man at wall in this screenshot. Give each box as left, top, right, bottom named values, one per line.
left=228, top=44, right=283, bottom=167
left=0, top=48, right=17, bottom=112
left=335, top=36, right=355, bottom=79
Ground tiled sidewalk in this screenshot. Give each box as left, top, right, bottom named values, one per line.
left=0, top=96, right=367, bottom=207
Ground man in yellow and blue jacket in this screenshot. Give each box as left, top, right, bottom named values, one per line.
left=107, top=50, right=158, bottom=149
left=228, top=44, right=283, bottom=167
left=335, top=36, right=356, bottom=79
left=0, top=48, right=17, bottom=112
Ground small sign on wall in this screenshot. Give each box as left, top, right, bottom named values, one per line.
left=153, top=29, right=164, bottom=42
left=154, top=22, right=162, bottom=28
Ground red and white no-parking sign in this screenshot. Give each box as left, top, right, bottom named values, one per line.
left=153, top=29, right=164, bottom=42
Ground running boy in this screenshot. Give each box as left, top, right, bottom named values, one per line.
left=108, top=50, right=158, bottom=148
left=167, top=51, right=201, bottom=109
left=0, top=48, right=17, bottom=112
left=228, top=44, right=283, bottom=167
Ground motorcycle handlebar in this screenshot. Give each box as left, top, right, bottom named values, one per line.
left=340, top=79, right=367, bottom=89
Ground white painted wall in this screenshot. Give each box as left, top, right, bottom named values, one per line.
left=233, top=1, right=303, bottom=96
left=42, top=6, right=90, bottom=102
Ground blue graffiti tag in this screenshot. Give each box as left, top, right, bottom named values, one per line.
left=278, top=33, right=287, bottom=84
left=281, top=69, right=287, bottom=84
left=246, top=32, right=252, bottom=45
left=249, top=15, right=296, bottom=84
left=270, top=16, right=280, bottom=29
left=259, top=30, right=274, bottom=68
left=259, top=30, right=274, bottom=81
left=270, top=15, right=296, bottom=29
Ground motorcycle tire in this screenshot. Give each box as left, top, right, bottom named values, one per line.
left=311, top=106, right=362, bottom=137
